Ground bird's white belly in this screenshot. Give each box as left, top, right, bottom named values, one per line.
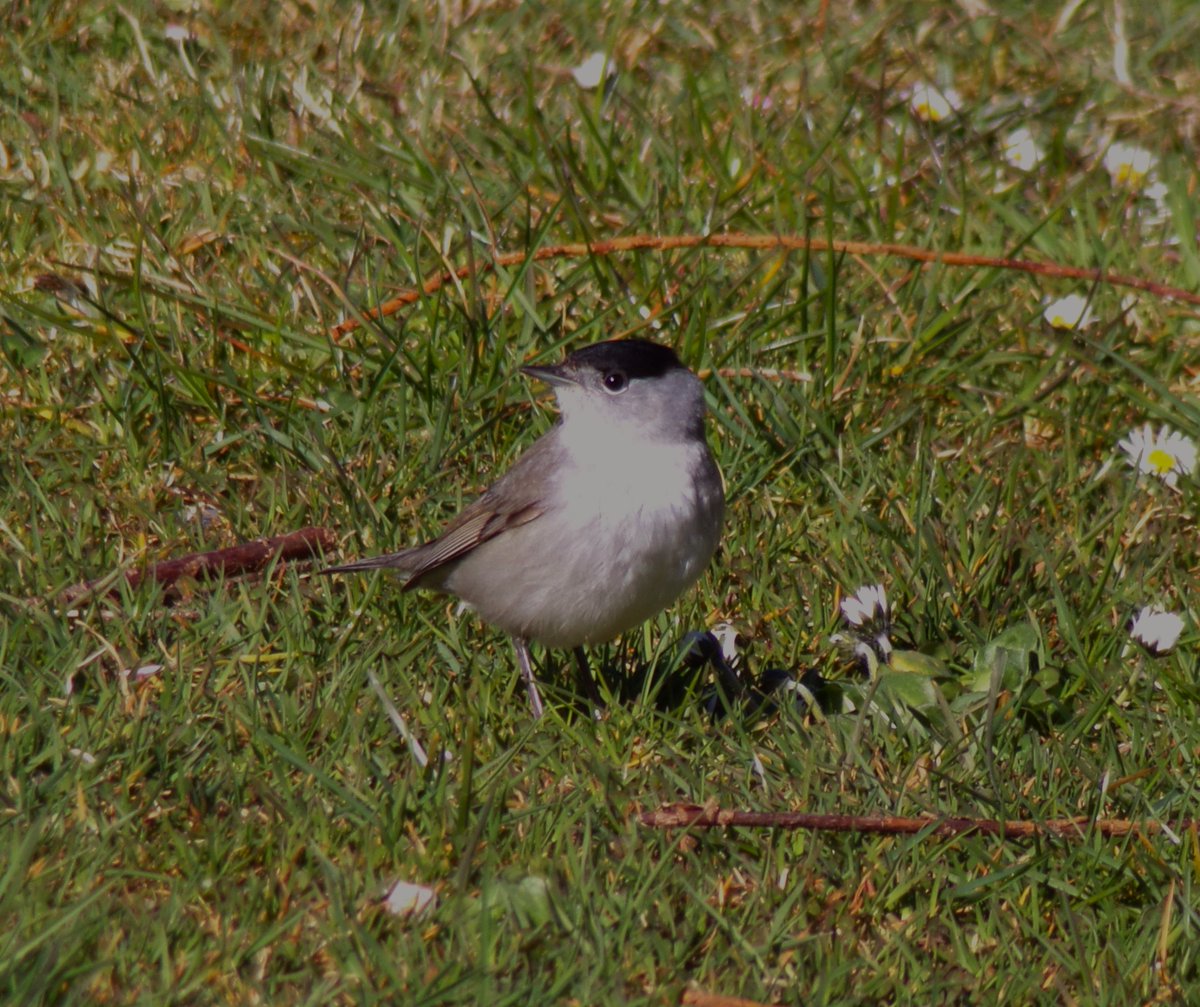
left=444, top=440, right=722, bottom=647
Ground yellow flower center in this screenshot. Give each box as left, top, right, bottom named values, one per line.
left=1116, top=165, right=1147, bottom=188
left=1148, top=448, right=1176, bottom=474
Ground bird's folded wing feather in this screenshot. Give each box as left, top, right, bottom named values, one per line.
left=396, top=496, right=543, bottom=587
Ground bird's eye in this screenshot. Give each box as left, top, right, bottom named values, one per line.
left=602, top=371, right=628, bottom=394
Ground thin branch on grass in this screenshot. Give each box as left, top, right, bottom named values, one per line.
left=62, top=526, right=337, bottom=605
left=638, top=803, right=1195, bottom=841
left=681, top=990, right=772, bottom=1007
left=330, top=231, right=1200, bottom=339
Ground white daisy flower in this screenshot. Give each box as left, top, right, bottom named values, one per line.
left=1001, top=128, right=1044, bottom=172
left=1103, top=142, right=1156, bottom=189
left=1117, top=424, right=1197, bottom=489
left=570, top=52, right=613, bottom=90
left=908, top=83, right=961, bottom=123
left=1042, top=294, right=1095, bottom=330
left=837, top=584, right=893, bottom=662
left=841, top=584, right=889, bottom=627
left=1127, top=606, right=1184, bottom=656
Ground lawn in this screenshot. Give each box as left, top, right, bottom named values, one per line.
left=2, top=1, right=1199, bottom=1003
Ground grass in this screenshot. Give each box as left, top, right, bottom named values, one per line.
left=3, top=0, right=1200, bottom=1002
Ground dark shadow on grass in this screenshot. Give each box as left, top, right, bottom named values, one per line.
left=533, top=629, right=838, bottom=725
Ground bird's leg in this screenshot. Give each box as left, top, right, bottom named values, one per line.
left=512, top=636, right=545, bottom=719
left=573, top=646, right=604, bottom=709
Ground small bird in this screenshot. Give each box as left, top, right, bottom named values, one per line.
left=323, top=338, right=725, bottom=717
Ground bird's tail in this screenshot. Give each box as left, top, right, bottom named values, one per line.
left=320, top=549, right=419, bottom=576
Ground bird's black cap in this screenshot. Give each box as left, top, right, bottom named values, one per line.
left=563, top=338, right=684, bottom=379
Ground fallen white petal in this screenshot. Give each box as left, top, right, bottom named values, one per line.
left=385, top=879, right=437, bottom=917
left=69, top=747, right=97, bottom=766
left=571, top=52, right=611, bottom=90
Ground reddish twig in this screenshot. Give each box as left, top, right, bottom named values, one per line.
left=63, top=526, right=337, bottom=604
left=639, top=803, right=1195, bottom=841
left=330, top=231, right=1200, bottom=339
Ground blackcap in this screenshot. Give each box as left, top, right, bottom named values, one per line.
left=323, top=338, right=725, bottom=717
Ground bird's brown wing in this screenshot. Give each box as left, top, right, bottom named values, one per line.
left=323, top=433, right=559, bottom=588
left=393, top=494, right=543, bottom=588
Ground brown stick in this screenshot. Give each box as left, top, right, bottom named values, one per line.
left=62, top=526, right=337, bottom=604
left=330, top=231, right=1200, bottom=339
left=638, top=803, right=1195, bottom=840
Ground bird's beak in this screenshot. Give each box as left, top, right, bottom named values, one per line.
left=521, top=363, right=577, bottom=387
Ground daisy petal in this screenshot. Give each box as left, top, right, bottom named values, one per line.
left=571, top=52, right=612, bottom=90
left=1128, top=606, right=1184, bottom=656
